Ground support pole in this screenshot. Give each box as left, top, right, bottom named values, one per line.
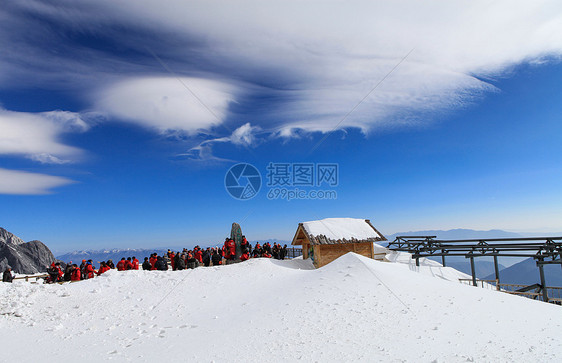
left=493, top=255, right=501, bottom=286
left=470, top=256, right=477, bottom=287
left=538, top=259, right=549, bottom=302
left=441, top=252, right=446, bottom=267
left=415, top=257, right=419, bottom=267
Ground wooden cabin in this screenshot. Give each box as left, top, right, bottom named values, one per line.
left=291, top=218, right=387, bottom=268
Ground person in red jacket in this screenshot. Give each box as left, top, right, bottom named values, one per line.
left=84, top=260, right=95, bottom=279
left=124, top=257, right=133, bottom=270
left=149, top=254, right=157, bottom=270
left=97, top=262, right=110, bottom=276
left=194, top=249, right=203, bottom=263
left=70, top=264, right=81, bottom=281
left=240, top=251, right=250, bottom=261
left=131, top=257, right=139, bottom=270
left=116, top=258, right=126, bottom=271
left=224, top=238, right=236, bottom=260
left=169, top=252, right=176, bottom=270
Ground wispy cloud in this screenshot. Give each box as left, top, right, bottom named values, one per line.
left=1, top=0, right=561, bottom=157
left=0, top=168, right=75, bottom=195
left=182, top=122, right=261, bottom=162
left=0, top=108, right=89, bottom=164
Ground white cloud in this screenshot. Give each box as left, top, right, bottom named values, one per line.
left=229, top=123, right=261, bottom=146
left=0, top=108, right=88, bottom=163
left=0, top=168, right=75, bottom=195
left=2, top=0, right=562, bottom=143
left=183, top=122, right=261, bottom=161
left=28, top=153, right=71, bottom=165
left=95, top=77, right=238, bottom=134
left=90, top=0, right=562, bottom=135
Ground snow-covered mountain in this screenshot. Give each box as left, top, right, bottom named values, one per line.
left=2, top=252, right=560, bottom=361
left=0, top=227, right=55, bottom=274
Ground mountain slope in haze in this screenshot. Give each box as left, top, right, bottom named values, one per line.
left=485, top=258, right=562, bottom=287
left=385, top=228, right=522, bottom=241
left=442, top=260, right=506, bottom=279
left=384, top=229, right=520, bottom=278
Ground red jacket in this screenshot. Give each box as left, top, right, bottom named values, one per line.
left=131, top=258, right=139, bottom=270
left=225, top=239, right=236, bottom=257
left=116, top=260, right=126, bottom=271
left=240, top=252, right=250, bottom=261
left=124, top=260, right=133, bottom=270
left=97, top=265, right=110, bottom=276
left=149, top=256, right=157, bottom=270
left=84, top=264, right=95, bottom=279
left=71, top=268, right=81, bottom=281
left=195, top=250, right=203, bottom=263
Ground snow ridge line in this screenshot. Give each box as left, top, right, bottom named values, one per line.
left=151, top=269, right=195, bottom=311
left=356, top=257, right=412, bottom=313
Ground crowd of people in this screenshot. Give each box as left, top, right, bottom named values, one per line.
left=40, top=237, right=290, bottom=284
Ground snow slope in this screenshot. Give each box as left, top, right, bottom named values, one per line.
left=1, top=253, right=561, bottom=362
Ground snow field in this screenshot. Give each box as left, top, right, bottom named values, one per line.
left=1, top=253, right=561, bottom=362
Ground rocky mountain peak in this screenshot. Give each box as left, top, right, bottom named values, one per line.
left=0, top=227, right=26, bottom=245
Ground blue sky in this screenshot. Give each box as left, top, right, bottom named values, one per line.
left=1, top=1, right=561, bottom=254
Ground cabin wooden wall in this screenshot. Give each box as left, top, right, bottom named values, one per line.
left=314, top=242, right=374, bottom=268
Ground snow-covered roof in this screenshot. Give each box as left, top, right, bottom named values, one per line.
left=296, top=218, right=386, bottom=245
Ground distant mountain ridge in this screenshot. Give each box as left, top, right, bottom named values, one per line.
left=0, top=227, right=55, bottom=274
left=484, top=258, right=562, bottom=287
left=56, top=248, right=169, bottom=266
left=385, top=229, right=522, bottom=241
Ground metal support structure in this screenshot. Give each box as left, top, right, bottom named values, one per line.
left=469, top=256, right=477, bottom=287
left=538, top=258, right=549, bottom=302
left=493, top=255, right=500, bottom=284
left=441, top=254, right=446, bottom=267
left=386, top=235, right=562, bottom=302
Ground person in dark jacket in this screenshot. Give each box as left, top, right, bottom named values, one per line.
left=47, top=262, right=63, bottom=283
left=63, top=263, right=73, bottom=281
left=107, top=259, right=115, bottom=269
left=202, top=248, right=211, bottom=267
left=174, top=253, right=186, bottom=270
left=186, top=252, right=198, bottom=269
left=281, top=245, right=288, bottom=260
left=211, top=249, right=222, bottom=266
left=155, top=256, right=168, bottom=271
left=3, top=267, right=13, bottom=283
left=142, top=257, right=152, bottom=270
